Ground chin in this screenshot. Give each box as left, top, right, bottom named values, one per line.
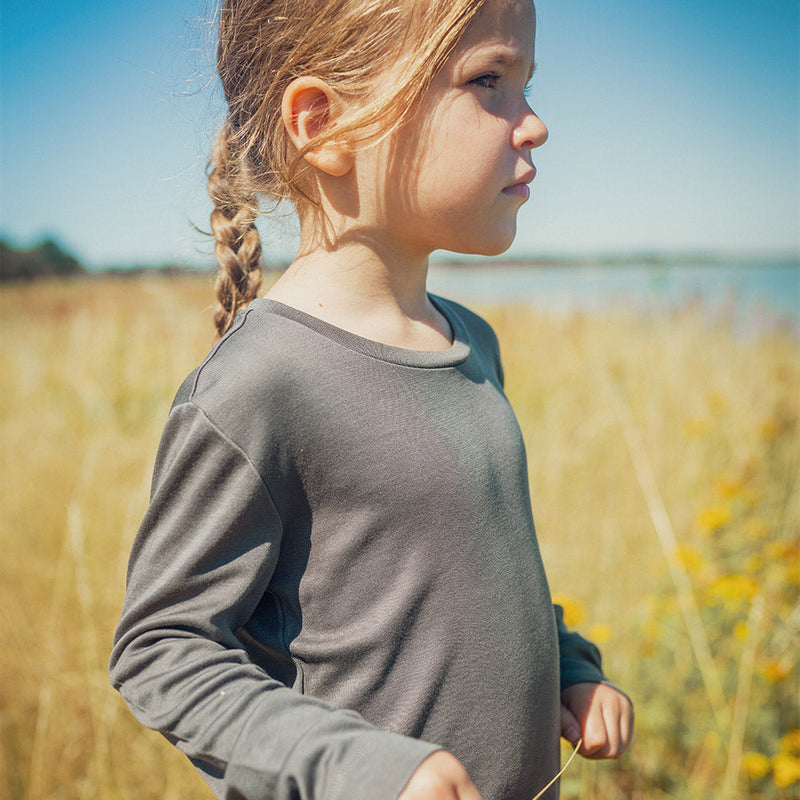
left=450, top=230, right=517, bottom=258
left=434, top=214, right=519, bottom=258
left=481, top=238, right=515, bottom=257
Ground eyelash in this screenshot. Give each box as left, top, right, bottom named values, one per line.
left=471, top=72, right=501, bottom=90
left=471, top=73, right=534, bottom=98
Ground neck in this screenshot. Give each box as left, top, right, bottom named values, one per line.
left=265, top=223, right=452, bottom=351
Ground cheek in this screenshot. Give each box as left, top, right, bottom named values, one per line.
left=379, top=103, right=512, bottom=228
left=413, top=128, right=502, bottom=206
left=436, top=115, right=509, bottom=186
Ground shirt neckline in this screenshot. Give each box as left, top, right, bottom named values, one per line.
left=250, top=294, right=471, bottom=368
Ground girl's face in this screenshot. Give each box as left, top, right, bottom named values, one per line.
left=359, top=0, right=547, bottom=259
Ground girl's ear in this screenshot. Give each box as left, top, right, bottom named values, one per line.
left=281, top=77, right=354, bottom=177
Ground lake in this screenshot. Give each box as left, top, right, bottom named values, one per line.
left=427, top=257, right=799, bottom=337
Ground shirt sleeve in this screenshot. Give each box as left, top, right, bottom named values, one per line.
left=109, top=401, right=438, bottom=800
left=553, top=604, right=607, bottom=690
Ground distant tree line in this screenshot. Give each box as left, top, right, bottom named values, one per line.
left=0, top=238, right=85, bottom=282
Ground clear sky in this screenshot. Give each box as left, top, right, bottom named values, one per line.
left=1, top=0, right=798, bottom=268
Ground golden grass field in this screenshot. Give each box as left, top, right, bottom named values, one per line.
left=1, top=273, right=798, bottom=799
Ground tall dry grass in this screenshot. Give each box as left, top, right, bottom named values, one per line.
left=1, top=274, right=798, bottom=799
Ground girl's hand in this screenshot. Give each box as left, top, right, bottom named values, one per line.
left=399, top=751, right=483, bottom=800
left=560, top=682, right=634, bottom=759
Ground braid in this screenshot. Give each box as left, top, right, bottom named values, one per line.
left=208, top=121, right=263, bottom=338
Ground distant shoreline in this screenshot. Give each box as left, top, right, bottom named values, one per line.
left=86, top=250, right=800, bottom=277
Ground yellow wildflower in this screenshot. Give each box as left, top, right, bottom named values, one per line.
left=761, top=660, right=792, bottom=683
left=733, top=622, right=748, bottom=642
left=715, top=474, right=745, bottom=498
left=707, top=574, right=757, bottom=611
left=742, top=752, right=771, bottom=779
left=766, top=541, right=794, bottom=558
left=589, top=623, right=612, bottom=644
left=766, top=542, right=800, bottom=585
left=552, top=594, right=585, bottom=628
left=781, top=730, right=800, bottom=755
left=674, top=545, right=704, bottom=573
left=707, top=391, right=727, bottom=410
left=684, top=418, right=710, bottom=438
left=696, top=506, right=731, bottom=533
left=760, top=418, right=779, bottom=439
left=772, top=752, right=800, bottom=787
left=710, top=573, right=757, bottom=599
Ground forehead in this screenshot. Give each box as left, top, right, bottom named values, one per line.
left=457, top=0, right=536, bottom=59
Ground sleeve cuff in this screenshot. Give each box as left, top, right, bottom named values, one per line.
left=554, top=604, right=606, bottom=690
left=225, top=705, right=441, bottom=800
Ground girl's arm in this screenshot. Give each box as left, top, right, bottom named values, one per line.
left=109, top=401, right=437, bottom=800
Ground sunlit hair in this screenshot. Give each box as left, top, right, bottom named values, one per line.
left=209, top=0, right=486, bottom=336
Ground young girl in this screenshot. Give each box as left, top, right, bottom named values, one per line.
left=110, top=1, right=633, bottom=798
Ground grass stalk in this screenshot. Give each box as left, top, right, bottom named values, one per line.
left=599, top=369, right=729, bottom=731
left=27, top=683, right=52, bottom=800
left=531, top=739, right=582, bottom=800
left=721, top=594, right=765, bottom=798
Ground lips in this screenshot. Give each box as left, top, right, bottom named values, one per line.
left=502, top=183, right=530, bottom=199
left=502, top=166, right=536, bottom=199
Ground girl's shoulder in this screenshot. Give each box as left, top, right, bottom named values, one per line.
left=164, top=300, right=331, bottom=457
left=431, top=294, right=504, bottom=381
left=168, top=299, right=324, bottom=437
left=178, top=301, right=299, bottom=399
left=431, top=294, right=500, bottom=350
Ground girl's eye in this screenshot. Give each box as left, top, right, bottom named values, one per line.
left=471, top=72, right=501, bottom=90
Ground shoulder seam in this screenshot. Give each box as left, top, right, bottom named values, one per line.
left=190, top=307, right=255, bottom=397
left=173, top=398, right=282, bottom=526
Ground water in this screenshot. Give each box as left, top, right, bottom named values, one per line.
left=427, top=257, right=799, bottom=336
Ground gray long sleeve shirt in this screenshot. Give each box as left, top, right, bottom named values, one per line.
left=110, top=296, right=605, bottom=800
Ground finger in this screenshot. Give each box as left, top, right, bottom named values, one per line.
left=600, top=699, right=621, bottom=757
left=609, top=693, right=636, bottom=758
left=580, top=702, right=610, bottom=758
left=560, top=703, right=581, bottom=745
left=614, top=695, right=635, bottom=757
left=457, top=780, right=484, bottom=800
left=398, top=751, right=484, bottom=800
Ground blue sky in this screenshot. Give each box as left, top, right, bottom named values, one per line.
left=1, top=0, right=798, bottom=268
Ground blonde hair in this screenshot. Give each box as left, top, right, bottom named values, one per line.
left=209, top=0, right=486, bottom=336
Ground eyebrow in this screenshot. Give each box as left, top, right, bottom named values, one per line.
left=470, top=45, right=538, bottom=83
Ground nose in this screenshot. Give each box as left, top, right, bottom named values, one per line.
left=513, top=104, right=548, bottom=150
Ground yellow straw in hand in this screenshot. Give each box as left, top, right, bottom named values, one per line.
left=530, top=739, right=582, bottom=800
